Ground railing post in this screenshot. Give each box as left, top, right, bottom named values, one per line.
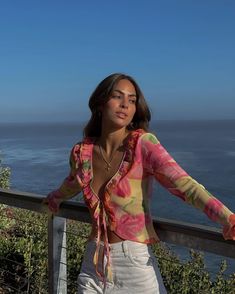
left=48, top=215, right=67, bottom=294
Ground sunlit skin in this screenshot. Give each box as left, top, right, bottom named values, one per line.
left=97, top=78, right=137, bottom=159
left=91, top=79, right=137, bottom=242
left=101, top=79, right=137, bottom=133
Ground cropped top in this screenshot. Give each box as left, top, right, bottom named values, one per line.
left=47, top=129, right=235, bottom=282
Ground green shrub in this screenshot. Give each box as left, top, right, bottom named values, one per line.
left=0, top=157, right=11, bottom=189
left=0, top=208, right=48, bottom=293
left=152, top=243, right=235, bottom=293
left=66, top=220, right=91, bottom=291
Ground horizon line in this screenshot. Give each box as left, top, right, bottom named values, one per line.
left=1, top=118, right=235, bottom=125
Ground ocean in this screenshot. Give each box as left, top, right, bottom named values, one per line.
left=0, top=119, right=235, bottom=276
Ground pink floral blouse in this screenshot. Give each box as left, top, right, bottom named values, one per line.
left=47, top=129, right=235, bottom=282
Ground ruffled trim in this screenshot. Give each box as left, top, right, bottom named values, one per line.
left=104, top=129, right=146, bottom=225
left=223, top=214, right=235, bottom=240
left=108, top=128, right=145, bottom=184
left=80, top=129, right=146, bottom=192
left=79, top=129, right=146, bottom=283
left=78, top=136, right=95, bottom=187
left=78, top=129, right=146, bottom=226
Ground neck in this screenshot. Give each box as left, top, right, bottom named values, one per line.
left=98, top=127, right=128, bottom=156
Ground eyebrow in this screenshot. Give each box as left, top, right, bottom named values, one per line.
left=113, top=89, right=137, bottom=97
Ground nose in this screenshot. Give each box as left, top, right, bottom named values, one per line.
left=120, top=97, right=128, bottom=109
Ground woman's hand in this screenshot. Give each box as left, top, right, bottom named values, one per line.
left=42, top=193, right=60, bottom=215
left=223, top=214, right=235, bottom=241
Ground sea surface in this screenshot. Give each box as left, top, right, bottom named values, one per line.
left=1, top=119, right=235, bottom=276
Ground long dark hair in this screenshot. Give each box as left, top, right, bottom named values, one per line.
left=83, top=73, right=151, bottom=137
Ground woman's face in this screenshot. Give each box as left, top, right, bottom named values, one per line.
left=101, top=79, right=137, bottom=131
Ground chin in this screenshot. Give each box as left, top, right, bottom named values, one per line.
left=109, top=121, right=129, bottom=131
left=103, top=116, right=132, bottom=131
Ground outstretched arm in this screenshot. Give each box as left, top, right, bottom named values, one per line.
left=140, top=132, right=235, bottom=240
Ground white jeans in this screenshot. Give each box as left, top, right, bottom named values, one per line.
left=77, top=240, right=167, bottom=293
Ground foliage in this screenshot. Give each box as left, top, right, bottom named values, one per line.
left=152, top=243, right=235, bottom=294
left=0, top=157, right=11, bottom=189
left=66, top=220, right=91, bottom=291
left=0, top=208, right=48, bottom=293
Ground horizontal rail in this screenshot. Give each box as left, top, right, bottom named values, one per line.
left=0, top=188, right=235, bottom=258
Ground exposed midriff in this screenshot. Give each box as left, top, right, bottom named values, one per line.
left=89, top=224, right=125, bottom=243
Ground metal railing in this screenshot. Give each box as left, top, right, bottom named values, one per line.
left=0, top=188, right=235, bottom=293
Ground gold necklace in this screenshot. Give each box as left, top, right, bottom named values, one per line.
left=98, top=143, right=119, bottom=172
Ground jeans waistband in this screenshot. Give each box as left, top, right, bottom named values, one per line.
left=88, top=239, right=149, bottom=256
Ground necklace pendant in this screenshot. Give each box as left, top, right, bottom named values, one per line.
left=98, top=142, right=117, bottom=172
left=106, top=163, right=111, bottom=171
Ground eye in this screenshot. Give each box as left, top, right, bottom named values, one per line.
left=112, top=94, right=121, bottom=99
left=129, top=98, right=136, bottom=104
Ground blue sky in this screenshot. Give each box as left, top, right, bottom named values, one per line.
left=0, top=0, right=235, bottom=123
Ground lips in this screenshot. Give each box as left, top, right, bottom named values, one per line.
left=116, top=112, right=128, bottom=119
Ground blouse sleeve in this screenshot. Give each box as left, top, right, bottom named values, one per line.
left=140, top=132, right=235, bottom=241
left=46, top=144, right=83, bottom=213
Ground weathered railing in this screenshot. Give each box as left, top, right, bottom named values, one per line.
left=0, top=188, right=235, bottom=293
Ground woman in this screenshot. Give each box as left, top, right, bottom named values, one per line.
left=45, top=73, right=235, bottom=293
